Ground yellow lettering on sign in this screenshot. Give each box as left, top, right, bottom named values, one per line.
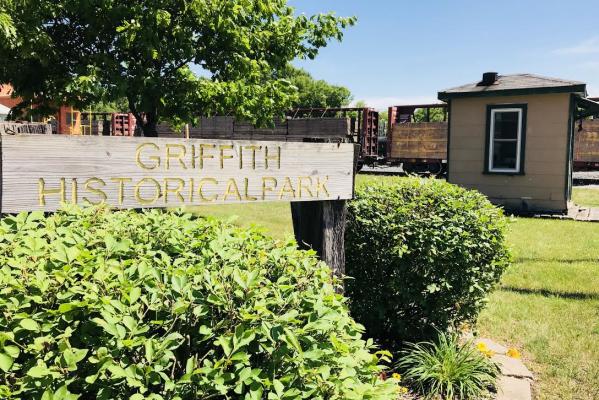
left=83, top=178, right=107, bottom=205
left=136, top=142, right=160, bottom=170
left=262, top=177, right=277, bottom=200
left=243, top=178, right=257, bottom=201
left=110, top=177, right=132, bottom=206
left=244, top=145, right=261, bottom=170
left=298, top=176, right=314, bottom=198
left=223, top=178, right=242, bottom=201
left=134, top=177, right=161, bottom=205
left=199, top=144, right=215, bottom=169
left=166, top=144, right=187, bottom=170
left=188, top=178, right=195, bottom=202
left=219, top=145, right=234, bottom=169
left=278, top=177, right=296, bottom=200
left=38, top=178, right=66, bottom=206
left=71, top=178, right=78, bottom=204
left=316, top=176, right=330, bottom=198
left=264, top=146, right=281, bottom=170
left=191, top=144, right=197, bottom=169
left=164, top=178, right=185, bottom=204
left=198, top=178, right=218, bottom=202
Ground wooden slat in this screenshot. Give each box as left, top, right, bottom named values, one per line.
left=574, top=120, right=599, bottom=163
left=389, top=122, right=448, bottom=159
left=288, top=118, right=350, bottom=139
left=0, top=135, right=355, bottom=213
left=157, top=117, right=352, bottom=143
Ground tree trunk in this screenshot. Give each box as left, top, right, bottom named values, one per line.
left=128, top=96, right=159, bottom=137
left=141, top=111, right=158, bottom=137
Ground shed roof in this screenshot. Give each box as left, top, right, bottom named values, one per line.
left=438, top=73, right=586, bottom=101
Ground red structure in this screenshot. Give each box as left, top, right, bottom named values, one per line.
left=111, top=113, right=136, bottom=136
left=56, top=106, right=81, bottom=135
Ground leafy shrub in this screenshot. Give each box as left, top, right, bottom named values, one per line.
left=397, top=332, right=499, bottom=400
left=345, top=177, right=510, bottom=346
left=0, top=206, right=398, bottom=399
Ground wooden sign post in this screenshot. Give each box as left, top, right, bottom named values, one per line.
left=0, top=134, right=357, bottom=280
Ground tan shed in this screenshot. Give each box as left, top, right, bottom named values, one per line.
left=438, top=72, right=599, bottom=213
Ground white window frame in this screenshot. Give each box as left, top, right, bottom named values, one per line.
left=488, top=108, right=523, bottom=173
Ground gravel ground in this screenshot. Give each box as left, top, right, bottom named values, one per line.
left=574, top=170, right=599, bottom=183
left=361, top=165, right=404, bottom=174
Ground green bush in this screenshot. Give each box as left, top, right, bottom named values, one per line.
left=345, top=177, right=510, bottom=347
left=0, top=206, right=398, bottom=399
left=397, top=332, right=499, bottom=400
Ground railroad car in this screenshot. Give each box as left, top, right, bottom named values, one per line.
left=385, top=103, right=599, bottom=174
left=387, top=104, right=448, bottom=174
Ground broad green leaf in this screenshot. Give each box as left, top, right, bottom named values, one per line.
left=145, top=340, right=154, bottom=363
left=283, top=328, right=303, bottom=355
left=19, top=318, right=40, bottom=331
left=0, top=352, right=13, bottom=372
left=130, top=287, right=141, bottom=304
left=3, top=345, right=19, bottom=358
left=27, top=363, right=51, bottom=378
left=273, top=379, right=284, bottom=397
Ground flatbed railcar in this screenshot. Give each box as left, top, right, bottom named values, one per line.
left=287, top=107, right=380, bottom=169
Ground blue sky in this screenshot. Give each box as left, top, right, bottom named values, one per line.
left=289, top=0, right=599, bottom=110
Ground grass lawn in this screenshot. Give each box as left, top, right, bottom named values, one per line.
left=572, top=186, right=599, bottom=208
left=477, top=218, right=599, bottom=400
left=189, top=177, right=599, bottom=400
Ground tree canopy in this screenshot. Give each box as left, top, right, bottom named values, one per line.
left=286, top=66, right=352, bottom=109
left=0, top=0, right=354, bottom=135
left=413, top=107, right=446, bottom=123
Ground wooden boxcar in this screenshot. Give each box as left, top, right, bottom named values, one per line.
left=387, top=104, right=448, bottom=174
left=574, top=119, right=599, bottom=169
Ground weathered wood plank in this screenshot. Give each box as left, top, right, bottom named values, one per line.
left=321, top=200, right=347, bottom=282
left=574, top=120, right=599, bottom=163
left=1, top=135, right=355, bottom=213
left=389, top=122, right=448, bottom=160
left=156, top=117, right=352, bottom=142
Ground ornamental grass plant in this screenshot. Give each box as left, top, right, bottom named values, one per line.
left=397, top=332, right=499, bottom=400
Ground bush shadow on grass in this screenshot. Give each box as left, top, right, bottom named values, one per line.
left=501, top=286, right=599, bottom=301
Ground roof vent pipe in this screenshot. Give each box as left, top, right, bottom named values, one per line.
left=478, top=72, right=499, bottom=86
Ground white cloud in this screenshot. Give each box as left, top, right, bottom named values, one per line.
left=554, top=37, right=599, bottom=55
left=351, top=96, right=441, bottom=111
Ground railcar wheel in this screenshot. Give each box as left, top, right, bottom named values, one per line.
left=427, top=162, right=444, bottom=176
left=402, top=163, right=415, bottom=175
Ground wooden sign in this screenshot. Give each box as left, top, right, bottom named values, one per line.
left=0, top=135, right=356, bottom=213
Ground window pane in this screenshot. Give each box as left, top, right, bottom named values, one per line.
left=492, top=141, right=518, bottom=169
left=493, top=111, right=519, bottom=139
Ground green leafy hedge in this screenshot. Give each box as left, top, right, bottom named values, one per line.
left=346, top=178, right=510, bottom=347
left=0, top=206, right=398, bottom=399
